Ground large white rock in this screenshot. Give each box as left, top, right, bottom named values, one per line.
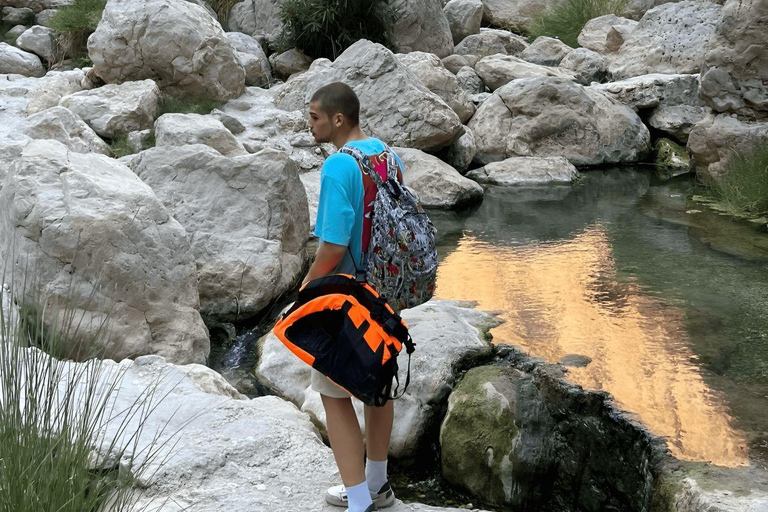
left=390, top=0, right=454, bottom=58
left=22, top=106, right=111, bottom=155
left=0, top=139, right=209, bottom=364
left=59, top=79, right=161, bottom=139
left=474, top=54, right=576, bottom=91
left=480, top=0, right=560, bottom=31
left=560, top=48, right=608, bottom=85
left=466, top=156, right=579, bottom=185
left=454, top=28, right=528, bottom=58
left=444, top=0, right=484, bottom=44
left=15, top=25, right=56, bottom=62
left=609, top=1, right=723, bottom=79
left=128, top=146, right=309, bottom=320
left=577, top=14, right=638, bottom=54
left=442, top=126, right=477, bottom=173
left=469, top=77, right=650, bottom=165
left=519, top=36, right=573, bottom=66
left=0, top=41, right=45, bottom=77
left=269, top=48, right=313, bottom=80
left=227, top=0, right=286, bottom=47
left=154, top=113, right=248, bottom=157
left=397, top=51, right=475, bottom=123
left=226, top=32, right=272, bottom=87
left=24, top=68, right=95, bottom=114
left=88, top=0, right=245, bottom=102
left=255, top=300, right=500, bottom=459
left=274, top=40, right=463, bottom=152
left=687, top=113, right=768, bottom=179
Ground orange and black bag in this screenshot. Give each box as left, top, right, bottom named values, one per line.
left=273, top=273, right=415, bottom=407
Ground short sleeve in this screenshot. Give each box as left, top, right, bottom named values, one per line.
left=314, top=174, right=355, bottom=246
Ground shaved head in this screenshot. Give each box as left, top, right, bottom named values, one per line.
left=310, top=82, right=360, bottom=126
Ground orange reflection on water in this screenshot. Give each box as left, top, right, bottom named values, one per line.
left=435, top=225, right=748, bottom=467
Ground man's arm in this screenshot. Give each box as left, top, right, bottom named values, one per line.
left=301, top=241, right=347, bottom=287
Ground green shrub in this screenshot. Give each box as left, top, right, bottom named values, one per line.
left=203, top=0, right=240, bottom=23
left=160, top=94, right=222, bottom=116
left=47, top=0, right=107, bottom=58
left=704, top=147, right=768, bottom=218
left=278, top=0, right=396, bottom=59
left=528, top=0, right=630, bottom=48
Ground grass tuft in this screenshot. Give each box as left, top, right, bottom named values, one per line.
left=703, top=146, right=768, bottom=218
left=528, top=0, right=630, bottom=48
left=47, top=0, right=106, bottom=58
left=159, top=95, right=222, bottom=116
left=203, top=0, right=240, bottom=23
left=109, top=133, right=134, bottom=159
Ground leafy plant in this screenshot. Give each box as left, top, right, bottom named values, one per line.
left=528, top=0, right=630, bottom=48
left=703, top=146, right=768, bottom=218
left=47, top=0, right=107, bottom=58
left=278, top=0, right=396, bottom=59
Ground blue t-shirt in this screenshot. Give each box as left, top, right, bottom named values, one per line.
left=314, top=138, right=404, bottom=276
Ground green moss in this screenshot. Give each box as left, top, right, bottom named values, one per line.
left=654, top=138, right=691, bottom=180
left=159, top=95, right=222, bottom=116
left=528, top=0, right=630, bottom=48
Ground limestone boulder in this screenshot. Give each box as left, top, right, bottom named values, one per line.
left=560, top=48, right=608, bottom=85
left=0, top=139, right=209, bottom=364
left=474, top=55, right=575, bottom=91
left=442, top=54, right=479, bottom=74
left=255, top=300, right=500, bottom=459
left=88, top=0, right=245, bottom=102
left=269, top=48, right=312, bottom=80
left=390, top=0, right=454, bottom=58
left=519, top=36, right=573, bottom=66
left=442, top=125, right=477, bottom=173
left=577, top=14, right=638, bottom=54
left=687, top=114, right=768, bottom=179
left=397, top=51, right=475, bottom=123
left=59, top=79, right=161, bottom=139
left=395, top=147, right=484, bottom=208
left=128, top=146, right=309, bottom=319
left=444, top=0, right=484, bottom=44
left=226, top=32, right=272, bottom=87
left=154, top=113, right=248, bottom=157
left=273, top=40, right=463, bottom=152
left=227, top=0, right=286, bottom=47
left=16, top=25, right=56, bottom=62
left=5, top=24, right=28, bottom=42
left=480, top=0, right=560, bottom=31
left=605, top=23, right=637, bottom=53
left=609, top=1, right=722, bottom=79
left=34, top=9, right=57, bottom=26
left=456, top=65, right=485, bottom=96
left=2, top=6, right=35, bottom=25
left=466, top=156, right=579, bottom=185
left=454, top=29, right=528, bottom=58
left=24, top=68, right=95, bottom=115
left=469, top=77, right=650, bottom=165
left=699, top=0, right=768, bottom=120
left=22, top=106, right=111, bottom=155
left=0, top=42, right=45, bottom=77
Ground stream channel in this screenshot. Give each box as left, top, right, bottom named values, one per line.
left=209, top=168, right=768, bottom=508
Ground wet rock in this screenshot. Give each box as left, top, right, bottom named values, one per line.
left=226, top=32, right=272, bottom=87
left=456, top=65, right=485, bottom=96
left=154, top=113, right=247, bottom=157
left=442, top=127, right=477, bottom=174
left=466, top=156, right=579, bottom=185
left=444, top=0, right=483, bottom=44
left=395, top=147, right=484, bottom=208
left=474, top=54, right=576, bottom=91
left=699, top=0, right=768, bottom=120
left=609, top=1, right=722, bottom=79
left=58, top=79, right=161, bottom=139
left=2, top=6, right=35, bottom=25
left=687, top=113, right=768, bottom=179
left=16, top=25, right=56, bottom=62
left=268, top=48, right=312, bottom=80
left=128, top=146, right=309, bottom=320
left=578, top=14, right=638, bottom=54
left=0, top=139, right=209, bottom=364
left=22, top=106, right=111, bottom=155
left=558, top=354, right=592, bottom=367
left=469, top=77, right=650, bottom=166
left=0, top=42, right=45, bottom=77
left=520, top=36, right=573, bottom=66
left=654, top=138, right=691, bottom=180
left=88, top=0, right=245, bottom=102
left=226, top=0, right=286, bottom=48
left=560, top=48, right=608, bottom=85
left=397, top=51, right=475, bottom=123
left=390, top=0, right=454, bottom=58
left=480, top=0, right=560, bottom=32
left=273, top=40, right=463, bottom=152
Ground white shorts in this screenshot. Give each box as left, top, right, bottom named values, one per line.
left=310, top=367, right=352, bottom=399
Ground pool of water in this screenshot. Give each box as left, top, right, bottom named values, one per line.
left=430, top=169, right=768, bottom=469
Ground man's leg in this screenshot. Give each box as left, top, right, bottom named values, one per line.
left=364, top=400, right=394, bottom=502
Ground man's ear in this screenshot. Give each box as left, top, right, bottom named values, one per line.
left=333, top=112, right=344, bottom=127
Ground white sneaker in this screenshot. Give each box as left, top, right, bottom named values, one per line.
left=326, top=482, right=395, bottom=508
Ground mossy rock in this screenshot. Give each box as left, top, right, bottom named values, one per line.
left=654, top=138, right=691, bottom=180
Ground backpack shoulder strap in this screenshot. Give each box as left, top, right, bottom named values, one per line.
left=339, top=145, right=385, bottom=187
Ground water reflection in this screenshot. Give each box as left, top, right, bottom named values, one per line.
left=434, top=174, right=752, bottom=468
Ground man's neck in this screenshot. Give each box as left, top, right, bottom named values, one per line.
left=332, top=127, right=368, bottom=149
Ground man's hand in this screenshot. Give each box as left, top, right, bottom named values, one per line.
left=301, top=241, right=347, bottom=287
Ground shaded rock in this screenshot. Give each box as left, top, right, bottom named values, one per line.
left=226, top=32, right=272, bottom=87
left=0, top=139, right=209, bottom=364
left=16, top=25, right=56, bottom=62
left=2, top=0, right=73, bottom=11
left=299, top=169, right=320, bottom=231
left=520, top=36, right=573, bottom=66
left=227, top=0, right=286, bottom=47
left=395, top=147, right=484, bottom=208
left=609, top=1, right=722, bottom=79
left=560, top=47, right=608, bottom=85
left=154, top=113, right=248, bottom=157
left=397, top=51, right=475, bottom=123
left=0, top=42, right=44, bottom=77
left=22, top=106, right=111, bottom=155
left=128, top=146, right=309, bottom=320
left=442, top=53, right=479, bottom=74
left=59, top=79, right=161, bottom=139
left=479, top=28, right=530, bottom=55
left=444, top=0, right=483, bottom=44
left=559, top=354, right=592, bottom=367
left=456, top=65, right=485, bottom=96
left=605, top=23, right=636, bottom=52
left=654, top=138, right=691, bottom=180
left=471, top=91, right=492, bottom=105
left=475, top=54, right=575, bottom=91
left=268, top=48, right=312, bottom=80
left=5, top=24, right=28, bottom=42
left=480, top=0, right=560, bottom=31
left=34, top=8, right=57, bottom=26
left=273, top=40, right=463, bottom=152
left=390, top=0, right=454, bottom=58
left=699, top=0, right=768, bottom=120
left=210, top=109, right=246, bottom=135
left=469, top=77, right=650, bottom=165
left=88, top=0, right=245, bottom=102
left=648, top=104, right=710, bottom=143
left=2, top=6, right=35, bottom=25
left=577, top=14, right=638, bottom=54
left=443, top=125, right=477, bottom=173
left=255, top=300, right=500, bottom=458
left=687, top=113, right=768, bottom=179
left=467, top=156, right=579, bottom=185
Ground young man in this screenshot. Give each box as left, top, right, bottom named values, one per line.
left=304, top=82, right=404, bottom=512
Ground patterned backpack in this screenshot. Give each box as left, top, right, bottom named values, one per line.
left=340, top=143, right=438, bottom=311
